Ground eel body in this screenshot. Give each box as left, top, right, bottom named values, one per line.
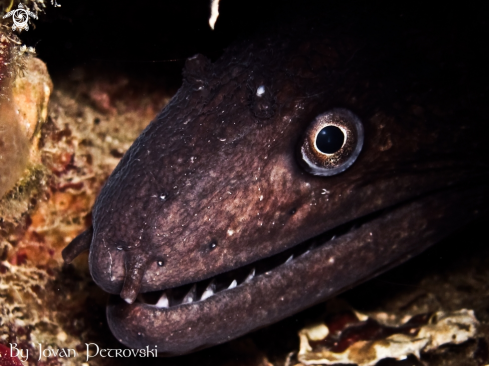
left=63, top=1, right=489, bottom=355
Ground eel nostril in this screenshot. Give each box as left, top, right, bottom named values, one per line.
left=120, top=253, right=149, bottom=304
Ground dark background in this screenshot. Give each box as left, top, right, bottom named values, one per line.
left=18, top=0, right=489, bottom=84
left=18, top=0, right=296, bottom=87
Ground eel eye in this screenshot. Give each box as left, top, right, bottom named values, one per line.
left=299, top=108, right=364, bottom=176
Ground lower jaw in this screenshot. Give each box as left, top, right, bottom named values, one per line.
left=107, top=184, right=487, bottom=356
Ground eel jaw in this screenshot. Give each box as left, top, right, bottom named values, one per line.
left=107, top=185, right=487, bottom=356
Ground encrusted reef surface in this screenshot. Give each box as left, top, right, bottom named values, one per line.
left=0, top=53, right=173, bottom=365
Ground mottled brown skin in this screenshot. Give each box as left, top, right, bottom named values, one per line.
left=63, top=3, right=489, bottom=356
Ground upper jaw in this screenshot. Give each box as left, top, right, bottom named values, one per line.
left=107, top=184, right=488, bottom=355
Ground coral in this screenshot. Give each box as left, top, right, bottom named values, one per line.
left=0, top=63, right=172, bottom=365
left=0, top=100, right=29, bottom=199
left=0, top=49, right=51, bottom=225
left=296, top=305, right=479, bottom=366
left=0, top=258, right=94, bottom=366
left=0, top=52, right=52, bottom=222
left=12, top=56, right=52, bottom=141
left=0, top=31, right=30, bottom=201
left=0, top=25, right=50, bottom=205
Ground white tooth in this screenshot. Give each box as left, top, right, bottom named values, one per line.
left=182, top=285, right=196, bottom=304
left=228, top=279, right=237, bottom=289
left=201, top=282, right=215, bottom=301
left=155, top=292, right=169, bottom=308
left=285, top=255, right=293, bottom=263
left=244, top=268, right=255, bottom=282
left=331, top=235, right=336, bottom=240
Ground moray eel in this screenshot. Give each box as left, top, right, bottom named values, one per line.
left=63, top=2, right=488, bottom=356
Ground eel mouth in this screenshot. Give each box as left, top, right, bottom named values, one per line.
left=136, top=210, right=381, bottom=309
left=107, top=185, right=486, bottom=355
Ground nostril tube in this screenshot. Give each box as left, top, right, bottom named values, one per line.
left=62, top=226, right=94, bottom=263
left=121, top=253, right=149, bottom=304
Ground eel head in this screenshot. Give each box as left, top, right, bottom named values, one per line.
left=63, top=9, right=489, bottom=355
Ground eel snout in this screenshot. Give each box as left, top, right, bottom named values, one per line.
left=106, top=185, right=487, bottom=355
